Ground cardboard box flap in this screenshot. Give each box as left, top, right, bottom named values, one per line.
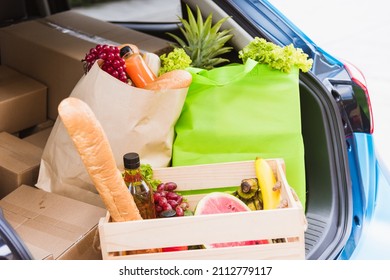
left=1, top=20, right=95, bottom=61
left=45, top=10, right=119, bottom=38
left=44, top=11, right=171, bottom=52
left=13, top=10, right=173, bottom=54
left=0, top=132, right=42, bottom=173
left=0, top=185, right=106, bottom=259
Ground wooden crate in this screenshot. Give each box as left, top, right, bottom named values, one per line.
left=98, top=159, right=307, bottom=260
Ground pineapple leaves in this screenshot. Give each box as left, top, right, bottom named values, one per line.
left=167, top=4, right=233, bottom=69
left=164, top=6, right=313, bottom=75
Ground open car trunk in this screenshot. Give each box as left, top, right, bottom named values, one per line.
left=299, top=72, right=352, bottom=259
left=126, top=0, right=352, bottom=259
left=146, top=0, right=353, bottom=259
left=0, top=0, right=354, bottom=260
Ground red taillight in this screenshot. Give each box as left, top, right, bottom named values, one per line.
left=343, top=61, right=374, bottom=134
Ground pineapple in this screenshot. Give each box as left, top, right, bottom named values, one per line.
left=167, top=5, right=233, bottom=70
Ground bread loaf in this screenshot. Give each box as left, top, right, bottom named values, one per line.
left=143, top=69, right=192, bottom=90
left=58, top=97, right=142, bottom=222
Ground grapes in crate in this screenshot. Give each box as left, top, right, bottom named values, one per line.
left=82, top=44, right=128, bottom=83
left=154, top=182, right=191, bottom=217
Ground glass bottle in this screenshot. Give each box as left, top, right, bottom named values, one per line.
left=120, top=46, right=156, bottom=88
left=123, top=152, right=156, bottom=219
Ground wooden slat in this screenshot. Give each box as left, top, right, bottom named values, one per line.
left=104, top=241, right=305, bottom=260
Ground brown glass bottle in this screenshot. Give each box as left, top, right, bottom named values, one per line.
left=123, top=152, right=156, bottom=219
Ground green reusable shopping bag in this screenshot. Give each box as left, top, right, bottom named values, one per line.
left=172, top=58, right=306, bottom=206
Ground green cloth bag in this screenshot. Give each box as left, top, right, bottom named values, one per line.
left=172, top=58, right=306, bottom=206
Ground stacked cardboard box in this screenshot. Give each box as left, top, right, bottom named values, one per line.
left=0, top=185, right=106, bottom=260
left=0, top=132, right=42, bottom=199
left=0, top=10, right=171, bottom=120
left=23, top=126, right=52, bottom=149
left=0, top=65, right=47, bottom=133
left=0, top=10, right=174, bottom=260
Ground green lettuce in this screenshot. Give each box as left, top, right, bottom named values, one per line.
left=159, top=48, right=192, bottom=75
left=140, top=164, right=161, bottom=191
left=238, top=37, right=313, bottom=73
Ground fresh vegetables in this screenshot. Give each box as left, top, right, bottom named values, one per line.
left=140, top=163, right=161, bottom=190
left=239, top=37, right=313, bottom=73
left=167, top=5, right=233, bottom=70
left=159, top=48, right=192, bottom=75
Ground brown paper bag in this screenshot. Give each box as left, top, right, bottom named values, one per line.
left=36, top=62, right=188, bottom=207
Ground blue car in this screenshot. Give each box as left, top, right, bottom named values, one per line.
left=1, top=0, right=389, bottom=260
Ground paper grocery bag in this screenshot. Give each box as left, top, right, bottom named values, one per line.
left=36, top=62, right=188, bottom=207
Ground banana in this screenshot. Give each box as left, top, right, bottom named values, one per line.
left=238, top=178, right=258, bottom=199
left=255, top=157, right=281, bottom=210
left=234, top=178, right=264, bottom=210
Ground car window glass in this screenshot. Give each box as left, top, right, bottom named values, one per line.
left=69, top=0, right=181, bottom=22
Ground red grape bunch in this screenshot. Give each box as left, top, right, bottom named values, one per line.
left=154, top=182, right=190, bottom=217
left=82, top=44, right=128, bottom=83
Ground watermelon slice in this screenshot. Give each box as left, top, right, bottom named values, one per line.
left=194, top=192, right=268, bottom=248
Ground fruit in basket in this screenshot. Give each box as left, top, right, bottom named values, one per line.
left=155, top=183, right=190, bottom=252
left=154, top=182, right=192, bottom=217
left=233, top=178, right=263, bottom=210
left=82, top=44, right=128, bottom=83
left=194, top=192, right=268, bottom=248
left=255, top=158, right=281, bottom=210
left=195, top=192, right=249, bottom=215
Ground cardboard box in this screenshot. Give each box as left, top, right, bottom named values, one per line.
left=23, top=126, right=52, bottom=150
left=99, top=159, right=307, bottom=260
left=0, top=132, right=43, bottom=199
left=0, top=11, right=172, bottom=120
left=0, top=65, right=47, bottom=133
left=0, top=185, right=107, bottom=260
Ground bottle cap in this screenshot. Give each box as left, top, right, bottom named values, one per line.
left=119, top=45, right=133, bottom=58
left=123, top=152, right=140, bottom=169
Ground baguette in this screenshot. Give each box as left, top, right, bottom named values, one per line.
left=143, top=69, right=192, bottom=90
left=58, top=97, right=142, bottom=222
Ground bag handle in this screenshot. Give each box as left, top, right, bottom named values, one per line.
left=186, top=58, right=259, bottom=86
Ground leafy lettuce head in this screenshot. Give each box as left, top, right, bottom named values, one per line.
left=238, top=37, right=313, bottom=73
left=159, top=48, right=192, bottom=75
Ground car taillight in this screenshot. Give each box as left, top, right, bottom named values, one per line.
left=344, top=61, right=374, bottom=134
